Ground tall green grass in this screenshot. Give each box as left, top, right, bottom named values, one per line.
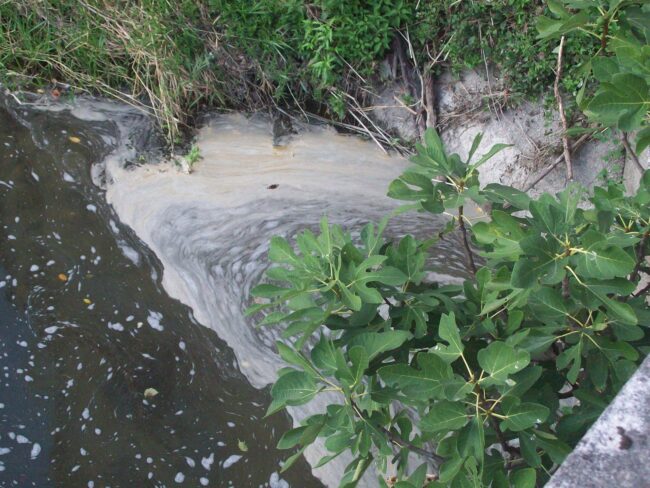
left=0, top=0, right=222, bottom=142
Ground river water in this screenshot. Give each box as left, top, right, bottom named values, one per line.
left=0, top=96, right=467, bottom=487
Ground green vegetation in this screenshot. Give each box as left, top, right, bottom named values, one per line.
left=0, top=0, right=617, bottom=144
left=411, top=1, right=598, bottom=98
left=252, top=5, right=650, bottom=481
left=252, top=128, right=650, bottom=486
left=537, top=0, right=650, bottom=154
left=3, top=1, right=648, bottom=486
left=185, top=143, right=202, bottom=170
left=0, top=0, right=220, bottom=141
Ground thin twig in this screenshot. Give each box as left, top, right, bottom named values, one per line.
left=424, top=71, right=437, bottom=130
left=395, top=32, right=425, bottom=140
left=350, top=400, right=443, bottom=469
left=523, top=133, right=591, bottom=192
left=343, top=92, right=396, bottom=146
left=393, top=95, right=418, bottom=116
left=621, top=131, right=645, bottom=172
left=632, top=282, right=650, bottom=299
left=554, top=36, right=573, bottom=181
left=345, top=109, right=388, bottom=154
left=382, top=426, right=444, bottom=467
left=630, top=233, right=649, bottom=283
left=489, top=417, right=519, bottom=458
left=478, top=24, right=502, bottom=122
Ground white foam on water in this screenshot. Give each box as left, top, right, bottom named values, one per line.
left=30, top=443, right=41, bottom=459
left=222, top=455, right=242, bottom=469
left=201, top=453, right=214, bottom=471
left=105, top=115, right=466, bottom=487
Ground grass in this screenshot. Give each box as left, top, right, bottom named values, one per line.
left=185, top=144, right=202, bottom=169
left=0, top=0, right=222, bottom=143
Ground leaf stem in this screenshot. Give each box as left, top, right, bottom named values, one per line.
left=458, top=206, right=477, bottom=276
left=350, top=400, right=444, bottom=468
left=461, top=352, right=476, bottom=382
left=630, top=231, right=649, bottom=283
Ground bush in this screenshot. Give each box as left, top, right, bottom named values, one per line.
left=251, top=129, right=650, bottom=487
left=411, top=0, right=598, bottom=99
left=536, top=0, right=650, bottom=155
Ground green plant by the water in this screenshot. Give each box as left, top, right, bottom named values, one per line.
left=537, top=0, right=650, bottom=155
left=185, top=144, right=202, bottom=169
left=411, top=0, right=598, bottom=99
left=0, top=0, right=221, bottom=142
left=250, top=129, right=650, bottom=486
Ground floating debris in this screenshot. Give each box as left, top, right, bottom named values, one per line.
left=143, top=388, right=159, bottom=399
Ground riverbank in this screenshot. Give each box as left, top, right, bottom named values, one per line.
left=1, top=0, right=596, bottom=147
left=3, top=2, right=649, bottom=484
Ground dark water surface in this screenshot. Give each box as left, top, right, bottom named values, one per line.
left=0, top=103, right=322, bottom=487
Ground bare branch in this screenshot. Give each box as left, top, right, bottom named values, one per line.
left=621, top=131, right=645, bottom=173
left=554, top=36, right=573, bottom=181
left=523, top=132, right=591, bottom=192
left=424, top=71, right=437, bottom=130
left=632, top=282, right=650, bottom=299
left=630, top=232, right=649, bottom=283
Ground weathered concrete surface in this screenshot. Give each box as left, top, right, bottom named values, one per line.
left=547, top=355, right=650, bottom=488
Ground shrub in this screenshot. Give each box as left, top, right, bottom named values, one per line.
left=411, top=0, right=599, bottom=99
left=536, top=0, right=650, bottom=155
left=251, top=129, right=650, bottom=487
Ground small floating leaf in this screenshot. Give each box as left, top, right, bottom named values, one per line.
left=69, top=136, right=81, bottom=144
left=83, top=298, right=92, bottom=304
left=144, top=388, right=159, bottom=399
left=237, top=440, right=248, bottom=452
left=57, top=273, right=68, bottom=282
